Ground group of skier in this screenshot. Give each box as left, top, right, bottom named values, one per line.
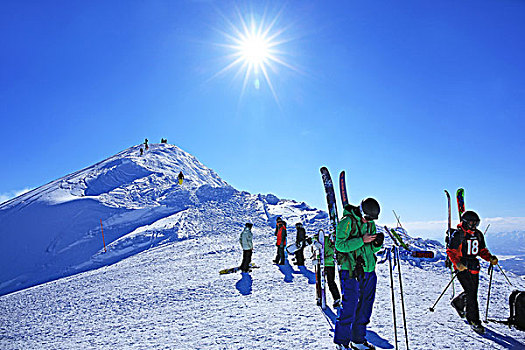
left=236, top=198, right=499, bottom=349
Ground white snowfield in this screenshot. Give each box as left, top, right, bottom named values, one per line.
left=0, top=144, right=524, bottom=349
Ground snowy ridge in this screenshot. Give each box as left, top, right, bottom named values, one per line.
left=0, top=144, right=327, bottom=296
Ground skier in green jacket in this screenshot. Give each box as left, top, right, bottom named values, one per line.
left=324, top=232, right=342, bottom=308
left=334, top=198, right=384, bottom=350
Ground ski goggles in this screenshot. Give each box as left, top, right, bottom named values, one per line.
left=359, top=203, right=376, bottom=222
left=464, top=220, right=480, bottom=230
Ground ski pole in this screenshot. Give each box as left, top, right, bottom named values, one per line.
left=444, top=190, right=455, bottom=299
left=497, top=263, right=513, bottom=287
left=450, top=268, right=455, bottom=299
left=388, top=248, right=399, bottom=350
left=429, top=271, right=458, bottom=312
left=484, top=264, right=494, bottom=323
left=395, top=248, right=409, bottom=350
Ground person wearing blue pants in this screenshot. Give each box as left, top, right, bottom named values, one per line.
left=334, top=198, right=384, bottom=350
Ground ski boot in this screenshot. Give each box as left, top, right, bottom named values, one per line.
left=350, top=340, right=376, bottom=350
left=469, top=320, right=485, bottom=334
left=450, top=300, right=466, bottom=318
left=333, top=299, right=342, bottom=309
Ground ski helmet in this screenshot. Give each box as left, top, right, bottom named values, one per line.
left=359, top=198, right=380, bottom=221
left=461, top=210, right=480, bottom=230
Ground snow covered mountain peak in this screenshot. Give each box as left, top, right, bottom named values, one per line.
left=0, top=143, right=326, bottom=296
left=1, top=143, right=229, bottom=210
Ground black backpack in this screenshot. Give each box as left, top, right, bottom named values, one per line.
left=509, top=290, right=525, bottom=331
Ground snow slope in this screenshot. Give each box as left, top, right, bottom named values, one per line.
left=0, top=144, right=328, bottom=296
left=1, top=143, right=524, bottom=349
left=1, top=223, right=524, bottom=349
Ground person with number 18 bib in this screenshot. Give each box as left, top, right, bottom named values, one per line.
left=447, top=210, right=498, bottom=334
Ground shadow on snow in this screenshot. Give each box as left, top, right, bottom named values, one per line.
left=236, top=272, right=253, bottom=296
left=482, top=327, right=525, bottom=349
left=296, top=265, right=316, bottom=284
left=277, top=262, right=294, bottom=283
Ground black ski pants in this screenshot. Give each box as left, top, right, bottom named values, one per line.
left=453, top=270, right=480, bottom=323
left=325, top=265, right=341, bottom=301
left=275, top=246, right=286, bottom=265
left=295, top=248, right=305, bottom=266
left=240, top=249, right=252, bottom=272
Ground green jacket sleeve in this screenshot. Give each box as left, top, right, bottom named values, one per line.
left=370, top=223, right=382, bottom=253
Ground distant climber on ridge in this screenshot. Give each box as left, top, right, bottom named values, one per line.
left=178, top=171, right=184, bottom=185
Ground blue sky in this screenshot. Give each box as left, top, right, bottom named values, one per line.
left=1, top=1, right=524, bottom=238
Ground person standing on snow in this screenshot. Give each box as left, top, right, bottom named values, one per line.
left=178, top=171, right=184, bottom=185
left=239, top=223, right=254, bottom=273
left=144, top=138, right=149, bottom=150
left=294, top=222, right=306, bottom=266
left=273, top=217, right=287, bottom=265
left=447, top=210, right=498, bottom=334
left=324, top=231, right=342, bottom=309
left=334, top=198, right=383, bottom=350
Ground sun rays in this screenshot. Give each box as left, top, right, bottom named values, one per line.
left=212, top=7, right=299, bottom=105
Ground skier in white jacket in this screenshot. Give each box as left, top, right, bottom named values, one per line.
left=239, top=223, right=254, bottom=272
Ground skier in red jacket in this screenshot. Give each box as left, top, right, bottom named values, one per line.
left=447, top=211, right=498, bottom=334
left=273, top=218, right=287, bottom=265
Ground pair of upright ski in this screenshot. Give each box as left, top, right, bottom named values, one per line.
left=318, top=167, right=342, bottom=310
left=444, top=188, right=465, bottom=246
left=444, top=188, right=465, bottom=297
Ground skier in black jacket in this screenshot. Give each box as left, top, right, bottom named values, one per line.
left=447, top=210, right=498, bottom=334
left=294, top=222, right=306, bottom=266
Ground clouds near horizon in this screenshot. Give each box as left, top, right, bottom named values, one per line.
left=0, top=188, right=32, bottom=204
left=396, top=216, right=525, bottom=241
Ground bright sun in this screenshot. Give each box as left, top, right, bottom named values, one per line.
left=213, top=8, right=296, bottom=103
left=239, top=34, right=271, bottom=67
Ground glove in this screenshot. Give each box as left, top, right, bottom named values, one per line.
left=489, top=255, right=498, bottom=265
left=456, top=263, right=468, bottom=272
left=373, top=231, right=384, bottom=247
